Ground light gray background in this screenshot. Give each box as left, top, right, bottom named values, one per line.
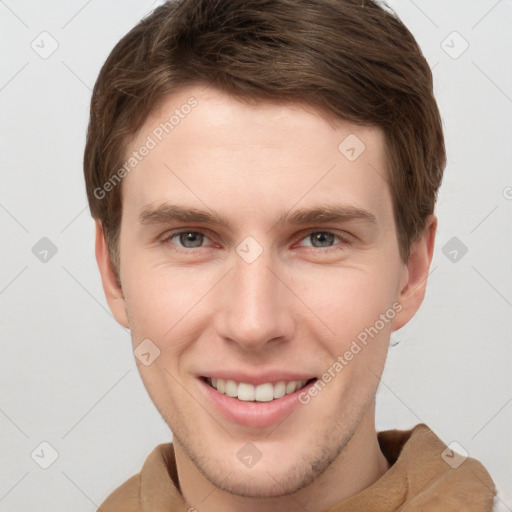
left=1, top=1, right=511, bottom=510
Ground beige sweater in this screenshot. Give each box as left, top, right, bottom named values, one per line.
left=97, top=423, right=497, bottom=511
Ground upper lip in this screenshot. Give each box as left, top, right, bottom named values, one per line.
left=199, top=371, right=317, bottom=386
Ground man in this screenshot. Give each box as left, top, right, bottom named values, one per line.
left=84, top=0, right=497, bottom=510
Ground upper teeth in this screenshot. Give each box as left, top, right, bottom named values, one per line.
left=208, top=378, right=309, bottom=402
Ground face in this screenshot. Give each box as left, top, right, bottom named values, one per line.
left=96, top=85, right=434, bottom=498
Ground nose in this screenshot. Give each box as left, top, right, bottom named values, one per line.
left=215, top=247, right=296, bottom=352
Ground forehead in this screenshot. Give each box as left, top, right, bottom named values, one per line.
left=120, top=85, right=392, bottom=228
left=139, top=85, right=383, bottom=152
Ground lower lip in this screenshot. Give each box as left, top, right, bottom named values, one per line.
left=198, top=378, right=317, bottom=428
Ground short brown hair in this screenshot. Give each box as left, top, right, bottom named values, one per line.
left=84, top=0, right=445, bottom=277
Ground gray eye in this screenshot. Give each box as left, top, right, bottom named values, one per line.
left=178, top=232, right=204, bottom=248
left=309, top=232, right=336, bottom=248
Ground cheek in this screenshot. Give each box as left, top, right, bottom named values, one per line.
left=297, top=268, right=399, bottom=393
left=123, top=263, right=217, bottom=350
left=297, top=265, right=401, bottom=337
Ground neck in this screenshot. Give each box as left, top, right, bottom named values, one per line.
left=174, top=403, right=390, bottom=512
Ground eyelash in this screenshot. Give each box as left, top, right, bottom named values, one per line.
left=160, top=229, right=351, bottom=255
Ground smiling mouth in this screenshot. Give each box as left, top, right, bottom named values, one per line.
left=202, top=377, right=316, bottom=402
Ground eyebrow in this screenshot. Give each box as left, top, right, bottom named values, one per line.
left=138, top=203, right=377, bottom=228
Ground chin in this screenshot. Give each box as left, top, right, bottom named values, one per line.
left=201, top=459, right=317, bottom=498
left=181, top=429, right=345, bottom=498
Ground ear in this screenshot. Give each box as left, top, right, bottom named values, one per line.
left=392, top=215, right=437, bottom=331
left=94, top=220, right=130, bottom=329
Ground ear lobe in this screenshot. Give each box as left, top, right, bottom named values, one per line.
left=94, top=220, right=130, bottom=329
left=392, top=215, right=437, bottom=331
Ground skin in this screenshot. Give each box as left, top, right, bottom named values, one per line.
left=95, top=85, right=436, bottom=512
